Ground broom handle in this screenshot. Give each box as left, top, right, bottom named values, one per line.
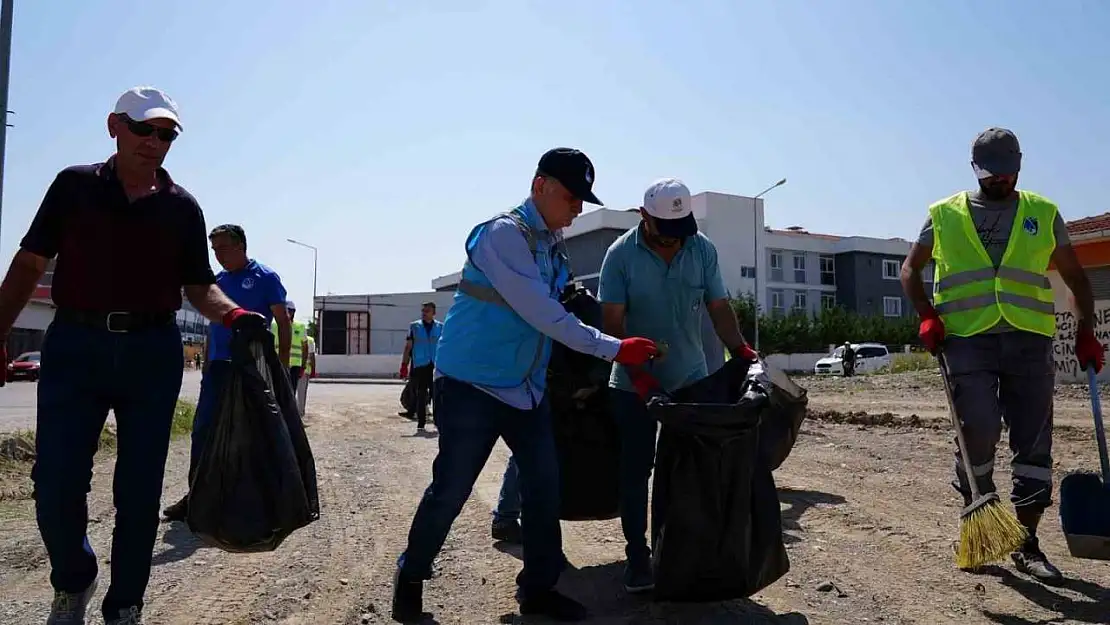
left=937, top=351, right=983, bottom=500
left=1086, top=367, right=1110, bottom=483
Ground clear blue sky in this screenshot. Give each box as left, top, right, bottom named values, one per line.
left=2, top=0, right=1109, bottom=309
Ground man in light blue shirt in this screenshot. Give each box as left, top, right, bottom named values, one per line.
left=599, top=177, right=757, bottom=594
left=391, top=148, right=658, bottom=623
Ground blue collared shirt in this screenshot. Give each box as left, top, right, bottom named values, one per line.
left=208, top=259, right=287, bottom=361
left=599, top=225, right=728, bottom=393
left=437, top=199, right=622, bottom=409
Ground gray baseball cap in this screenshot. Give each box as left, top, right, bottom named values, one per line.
left=971, top=127, right=1021, bottom=179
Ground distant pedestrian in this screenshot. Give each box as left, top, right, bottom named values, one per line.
left=0, top=86, right=264, bottom=625
left=398, top=301, right=442, bottom=433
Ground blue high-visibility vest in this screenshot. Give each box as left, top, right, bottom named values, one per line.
left=409, top=319, right=443, bottom=367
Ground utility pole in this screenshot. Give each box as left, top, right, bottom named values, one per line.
left=0, top=0, right=14, bottom=244
left=751, top=178, right=787, bottom=351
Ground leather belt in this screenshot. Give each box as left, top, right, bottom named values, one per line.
left=55, top=309, right=176, bottom=333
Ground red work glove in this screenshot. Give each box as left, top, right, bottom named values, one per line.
left=1076, top=326, right=1105, bottom=373
left=399, top=363, right=409, bottom=379
left=222, top=307, right=249, bottom=328
left=918, top=310, right=945, bottom=354
left=730, top=343, right=759, bottom=362
left=0, top=343, right=7, bottom=388
left=628, top=367, right=662, bottom=401
left=614, top=337, right=658, bottom=366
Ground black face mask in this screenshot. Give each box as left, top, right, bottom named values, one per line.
left=643, top=219, right=683, bottom=249
left=978, top=177, right=1016, bottom=201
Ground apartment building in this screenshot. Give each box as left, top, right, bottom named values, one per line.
left=430, top=191, right=923, bottom=319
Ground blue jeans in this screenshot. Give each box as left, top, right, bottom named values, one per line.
left=189, top=360, right=231, bottom=484
left=399, top=377, right=565, bottom=592
left=493, top=456, right=521, bottom=523
left=32, top=320, right=183, bottom=619
left=609, top=388, right=659, bottom=564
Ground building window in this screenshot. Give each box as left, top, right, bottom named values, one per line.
left=770, top=251, right=783, bottom=282
left=740, top=266, right=756, bottom=279
left=821, top=292, right=836, bottom=310
left=793, top=291, right=807, bottom=312
left=819, top=255, right=835, bottom=285
left=793, top=253, right=806, bottom=283
left=346, top=311, right=370, bottom=354
left=883, top=259, right=901, bottom=280
left=883, top=296, right=903, bottom=317
left=770, top=290, right=784, bottom=316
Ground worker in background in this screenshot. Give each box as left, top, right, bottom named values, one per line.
left=297, top=333, right=316, bottom=416
left=399, top=301, right=443, bottom=433
left=273, top=300, right=309, bottom=388
left=390, top=148, right=658, bottom=623
left=841, top=341, right=856, bottom=377
left=0, top=87, right=264, bottom=625
left=598, top=177, right=758, bottom=594
left=163, top=223, right=291, bottom=522
left=901, top=127, right=1103, bottom=585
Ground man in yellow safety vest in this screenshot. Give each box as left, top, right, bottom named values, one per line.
left=272, top=299, right=309, bottom=389
left=901, top=127, right=1103, bottom=585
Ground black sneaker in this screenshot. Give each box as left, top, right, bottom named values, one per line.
left=623, top=559, right=654, bottom=594
left=1011, top=536, right=1064, bottom=586
left=161, top=495, right=188, bottom=522
left=491, top=519, right=522, bottom=544
left=518, top=588, right=588, bottom=622
left=390, top=568, right=425, bottom=623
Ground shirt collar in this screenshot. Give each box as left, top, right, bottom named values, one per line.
left=98, top=155, right=180, bottom=195
left=520, top=198, right=551, bottom=235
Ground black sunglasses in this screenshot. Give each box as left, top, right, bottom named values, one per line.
left=120, top=115, right=178, bottom=143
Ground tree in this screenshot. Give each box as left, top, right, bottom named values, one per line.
left=730, top=297, right=919, bottom=354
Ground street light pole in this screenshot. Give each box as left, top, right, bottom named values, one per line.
left=0, top=0, right=15, bottom=244
left=286, top=238, right=318, bottom=341
left=751, top=178, right=787, bottom=351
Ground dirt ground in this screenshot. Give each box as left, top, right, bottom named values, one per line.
left=1, top=372, right=1109, bottom=625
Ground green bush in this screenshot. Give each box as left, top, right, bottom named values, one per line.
left=730, top=294, right=919, bottom=354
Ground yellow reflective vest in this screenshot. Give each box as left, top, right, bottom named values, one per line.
left=270, top=319, right=308, bottom=367
left=929, top=190, right=1057, bottom=338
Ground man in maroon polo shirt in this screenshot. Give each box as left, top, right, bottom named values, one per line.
left=0, top=87, right=264, bottom=625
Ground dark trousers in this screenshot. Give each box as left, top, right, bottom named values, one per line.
left=609, top=388, right=659, bottom=564
left=412, top=363, right=434, bottom=428
left=32, top=321, right=183, bottom=619
left=289, top=365, right=304, bottom=390
left=188, top=360, right=231, bottom=484
left=946, top=332, right=1056, bottom=514
left=398, top=377, right=565, bottom=592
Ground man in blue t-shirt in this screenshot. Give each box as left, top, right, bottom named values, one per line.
left=162, top=224, right=290, bottom=522
left=598, top=178, right=757, bottom=594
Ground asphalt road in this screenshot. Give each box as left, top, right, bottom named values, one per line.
left=0, top=370, right=203, bottom=434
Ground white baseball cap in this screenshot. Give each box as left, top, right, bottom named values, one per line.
left=286, top=300, right=297, bottom=310
left=643, top=178, right=697, bottom=238
left=113, top=86, right=182, bottom=131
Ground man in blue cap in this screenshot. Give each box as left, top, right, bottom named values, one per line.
left=390, top=148, right=659, bottom=623
left=599, top=177, right=757, bottom=594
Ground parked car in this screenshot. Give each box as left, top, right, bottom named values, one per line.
left=7, top=350, right=41, bottom=382
left=814, top=343, right=892, bottom=376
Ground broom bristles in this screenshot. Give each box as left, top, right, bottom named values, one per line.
left=956, top=500, right=1028, bottom=569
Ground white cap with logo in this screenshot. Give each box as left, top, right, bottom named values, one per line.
left=286, top=300, right=297, bottom=310
left=113, top=86, right=183, bottom=131
left=642, top=177, right=697, bottom=238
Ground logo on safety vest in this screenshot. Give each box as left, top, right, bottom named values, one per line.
left=241, top=277, right=255, bottom=290
left=1023, top=216, right=1039, bottom=235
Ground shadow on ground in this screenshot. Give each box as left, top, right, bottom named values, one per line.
left=976, top=564, right=1110, bottom=625
left=152, top=522, right=208, bottom=566
left=778, top=487, right=847, bottom=545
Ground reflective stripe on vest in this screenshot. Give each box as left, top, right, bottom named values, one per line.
left=930, top=190, right=1057, bottom=337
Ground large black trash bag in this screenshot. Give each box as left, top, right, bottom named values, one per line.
left=648, top=357, right=794, bottom=602
left=400, top=377, right=416, bottom=414
left=747, top=359, right=808, bottom=471
left=187, top=330, right=321, bottom=552
left=550, top=283, right=620, bottom=521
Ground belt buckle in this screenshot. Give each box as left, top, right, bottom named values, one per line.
left=106, top=312, right=130, bottom=333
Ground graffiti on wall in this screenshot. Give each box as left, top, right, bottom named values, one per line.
left=1053, top=303, right=1110, bottom=380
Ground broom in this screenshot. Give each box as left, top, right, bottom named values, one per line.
left=936, top=351, right=1028, bottom=569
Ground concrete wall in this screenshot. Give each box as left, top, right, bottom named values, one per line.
left=564, top=228, right=626, bottom=278
left=316, top=354, right=402, bottom=378
left=764, top=352, right=828, bottom=374
left=315, top=291, right=457, bottom=356
left=1049, top=269, right=1110, bottom=382
left=14, top=301, right=55, bottom=331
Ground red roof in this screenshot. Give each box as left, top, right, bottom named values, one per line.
left=1067, top=213, right=1110, bottom=237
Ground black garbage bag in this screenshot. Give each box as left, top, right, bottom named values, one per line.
left=747, top=360, right=808, bottom=471
left=187, top=330, right=321, bottom=552
left=550, top=283, right=620, bottom=521
left=400, top=377, right=416, bottom=414
left=648, top=357, right=793, bottom=602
